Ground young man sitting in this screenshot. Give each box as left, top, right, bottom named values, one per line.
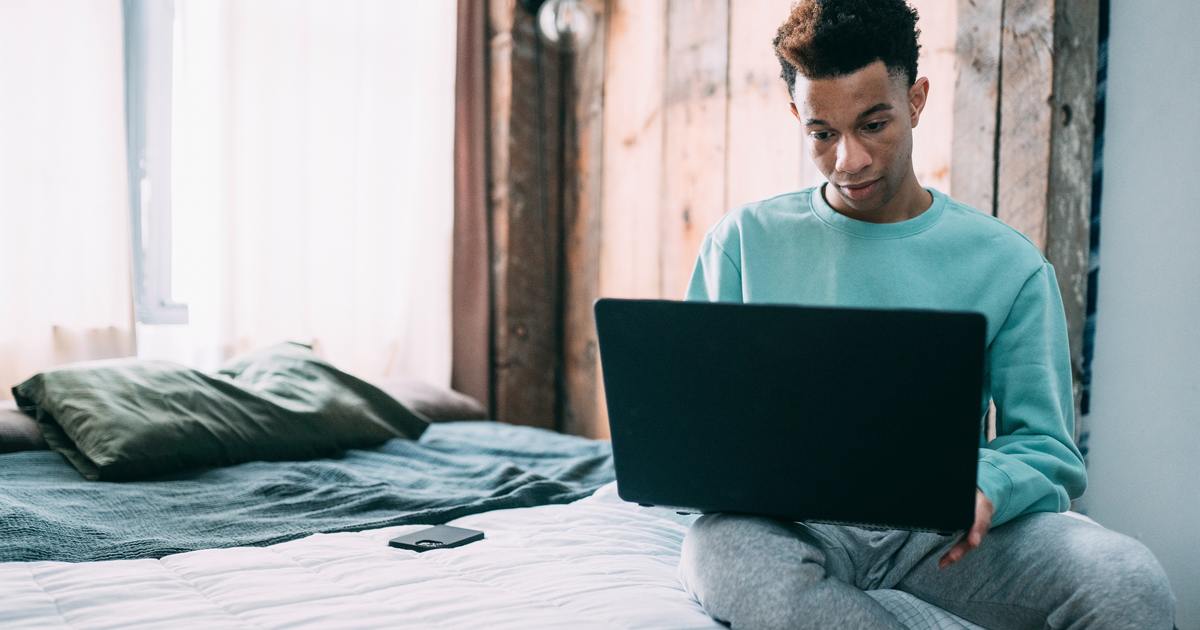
left=679, top=1, right=1177, bottom=627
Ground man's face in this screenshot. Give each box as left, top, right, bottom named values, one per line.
left=790, top=60, right=928, bottom=216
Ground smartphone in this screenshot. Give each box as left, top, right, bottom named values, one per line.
left=388, top=525, right=485, bottom=552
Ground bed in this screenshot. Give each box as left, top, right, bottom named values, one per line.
left=0, top=420, right=985, bottom=629
left=1, top=344, right=985, bottom=628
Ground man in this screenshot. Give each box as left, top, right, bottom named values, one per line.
left=678, top=1, right=1177, bottom=628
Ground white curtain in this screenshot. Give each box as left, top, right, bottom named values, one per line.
left=0, top=1, right=135, bottom=399
left=142, top=0, right=457, bottom=386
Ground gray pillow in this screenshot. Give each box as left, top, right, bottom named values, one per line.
left=11, top=342, right=428, bottom=480
left=0, top=400, right=46, bottom=453
left=370, top=378, right=488, bottom=421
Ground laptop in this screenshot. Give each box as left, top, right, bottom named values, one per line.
left=593, top=298, right=986, bottom=534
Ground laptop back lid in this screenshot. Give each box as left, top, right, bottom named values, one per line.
left=594, top=298, right=985, bottom=533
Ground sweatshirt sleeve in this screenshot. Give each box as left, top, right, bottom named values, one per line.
left=977, top=261, right=1088, bottom=526
left=684, top=233, right=743, bottom=302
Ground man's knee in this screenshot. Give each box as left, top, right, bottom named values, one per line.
left=679, top=513, right=828, bottom=622
left=1052, top=526, right=1176, bottom=628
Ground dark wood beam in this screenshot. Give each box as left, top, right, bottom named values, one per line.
left=561, top=0, right=606, bottom=438
left=488, top=0, right=564, bottom=429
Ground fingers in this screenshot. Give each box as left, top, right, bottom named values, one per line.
left=939, top=521, right=988, bottom=569
left=940, top=489, right=996, bottom=569
left=938, top=539, right=972, bottom=569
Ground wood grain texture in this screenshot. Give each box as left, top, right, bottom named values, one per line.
left=950, top=0, right=1002, bottom=214
left=908, top=0, right=956, bottom=193
left=489, top=0, right=562, bottom=429
left=996, top=0, right=1054, bottom=250
left=661, top=0, right=730, bottom=299
left=552, top=0, right=1094, bottom=439
left=599, top=0, right=665, bottom=302
left=488, top=0, right=514, bottom=419
left=726, top=0, right=802, bottom=208
left=593, top=0, right=669, bottom=437
left=960, top=0, right=1097, bottom=441
left=1045, top=0, right=1098, bottom=439
left=562, top=0, right=607, bottom=439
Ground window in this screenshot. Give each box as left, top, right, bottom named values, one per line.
left=123, top=0, right=187, bottom=324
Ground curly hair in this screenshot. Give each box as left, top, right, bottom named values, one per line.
left=773, top=0, right=921, bottom=94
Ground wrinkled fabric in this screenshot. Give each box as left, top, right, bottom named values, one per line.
left=680, top=512, right=1177, bottom=629
left=0, top=421, right=614, bottom=562
left=11, top=343, right=428, bottom=480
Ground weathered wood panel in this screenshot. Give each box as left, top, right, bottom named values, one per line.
left=599, top=0, right=665, bottom=302
left=908, top=0, right=957, bottom=193
left=996, top=0, right=1054, bottom=250
left=487, top=0, right=515, bottom=419
left=954, top=0, right=1098, bottom=445
left=949, top=0, right=1001, bottom=439
left=593, top=0, right=669, bottom=437
left=990, top=0, right=1098, bottom=438
left=544, top=0, right=1098, bottom=439
left=726, top=0, right=803, bottom=208
left=1045, top=0, right=1099, bottom=437
left=489, top=0, right=563, bottom=429
left=661, top=0, right=730, bottom=299
left=562, top=0, right=607, bottom=438
left=950, top=0, right=1002, bottom=214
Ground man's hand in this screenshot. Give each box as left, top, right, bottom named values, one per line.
left=938, top=489, right=994, bottom=569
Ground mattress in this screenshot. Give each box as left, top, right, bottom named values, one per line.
left=0, top=482, right=983, bottom=629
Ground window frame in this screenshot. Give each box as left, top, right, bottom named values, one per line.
left=123, top=0, right=188, bottom=325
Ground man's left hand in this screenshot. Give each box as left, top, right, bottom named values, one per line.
left=938, top=489, right=994, bottom=569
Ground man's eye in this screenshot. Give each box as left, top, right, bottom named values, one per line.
left=863, top=120, right=888, bottom=132
left=810, top=131, right=833, bottom=141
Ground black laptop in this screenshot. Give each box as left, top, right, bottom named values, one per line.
left=593, top=298, right=986, bottom=533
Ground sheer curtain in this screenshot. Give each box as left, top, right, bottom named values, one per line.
left=143, top=0, right=458, bottom=386
left=0, top=2, right=135, bottom=399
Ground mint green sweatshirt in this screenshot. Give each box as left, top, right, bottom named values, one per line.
left=685, top=185, right=1087, bottom=527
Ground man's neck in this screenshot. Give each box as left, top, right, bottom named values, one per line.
left=824, top=173, right=932, bottom=224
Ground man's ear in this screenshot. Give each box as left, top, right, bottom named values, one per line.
left=909, top=77, right=930, bottom=128
left=789, top=101, right=800, bottom=121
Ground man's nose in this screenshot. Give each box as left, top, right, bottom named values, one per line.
left=835, top=135, right=872, bottom=175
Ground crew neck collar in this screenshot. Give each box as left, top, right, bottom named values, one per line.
left=811, top=183, right=946, bottom=239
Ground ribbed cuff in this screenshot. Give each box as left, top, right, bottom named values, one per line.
left=976, top=458, right=1015, bottom=526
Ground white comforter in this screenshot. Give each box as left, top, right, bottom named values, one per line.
left=1, top=483, right=980, bottom=629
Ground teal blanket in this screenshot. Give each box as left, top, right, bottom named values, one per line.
left=0, top=422, right=614, bottom=563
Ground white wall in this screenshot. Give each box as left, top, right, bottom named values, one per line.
left=1084, top=2, right=1200, bottom=627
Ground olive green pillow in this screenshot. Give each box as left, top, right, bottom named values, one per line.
left=11, top=342, right=428, bottom=480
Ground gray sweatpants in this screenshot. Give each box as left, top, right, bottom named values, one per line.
left=678, top=511, right=1176, bottom=629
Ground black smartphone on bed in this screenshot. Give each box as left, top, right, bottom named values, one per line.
left=388, top=525, right=484, bottom=552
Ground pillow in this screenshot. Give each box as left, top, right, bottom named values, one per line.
left=0, top=400, right=47, bottom=453
left=369, top=378, right=488, bottom=421
left=11, top=342, right=428, bottom=480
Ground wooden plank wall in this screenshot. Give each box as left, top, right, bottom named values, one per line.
left=726, top=1, right=805, bottom=210
left=488, top=0, right=564, bottom=429
left=490, top=0, right=1096, bottom=439
left=561, top=0, right=608, bottom=438
left=951, top=0, right=1002, bottom=213
left=1045, top=0, right=1100, bottom=430
left=571, top=0, right=959, bottom=438
left=953, top=0, right=1099, bottom=444
left=660, top=0, right=731, bottom=300
left=910, top=1, right=956, bottom=193
left=589, top=0, right=669, bottom=437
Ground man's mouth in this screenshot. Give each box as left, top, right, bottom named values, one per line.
left=838, top=178, right=881, bottom=201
